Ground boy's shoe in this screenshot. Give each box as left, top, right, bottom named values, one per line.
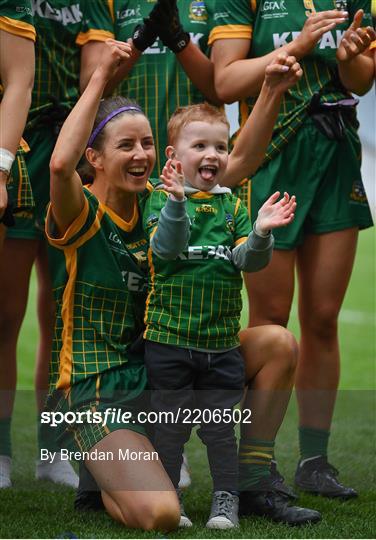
left=239, top=476, right=321, bottom=525
left=295, top=456, right=357, bottom=499
left=36, top=452, right=79, bottom=488
left=0, top=456, right=11, bottom=488
left=270, top=460, right=298, bottom=500
left=178, top=453, right=191, bottom=489
left=177, top=489, right=193, bottom=528
left=206, top=491, right=239, bottom=529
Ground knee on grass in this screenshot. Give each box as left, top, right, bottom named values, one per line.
left=105, top=491, right=180, bottom=531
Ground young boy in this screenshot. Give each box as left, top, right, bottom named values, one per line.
left=142, top=55, right=301, bottom=530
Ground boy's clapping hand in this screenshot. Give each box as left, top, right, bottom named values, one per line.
left=254, top=191, right=297, bottom=236
left=264, top=53, right=303, bottom=95
left=160, top=159, right=185, bottom=201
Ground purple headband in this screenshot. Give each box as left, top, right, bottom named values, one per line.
left=87, top=105, right=143, bottom=148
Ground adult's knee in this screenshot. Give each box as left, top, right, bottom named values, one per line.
left=266, top=326, right=298, bottom=376
left=137, top=495, right=180, bottom=531
left=301, top=304, right=338, bottom=341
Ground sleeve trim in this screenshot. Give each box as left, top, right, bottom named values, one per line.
left=46, top=197, right=90, bottom=248
left=208, top=25, right=252, bottom=45
left=76, top=29, right=114, bottom=46
left=0, top=17, right=36, bottom=41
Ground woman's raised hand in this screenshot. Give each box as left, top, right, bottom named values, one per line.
left=264, top=52, right=303, bottom=95
left=97, top=39, right=133, bottom=81
left=293, top=9, right=348, bottom=57
left=336, top=9, right=376, bottom=62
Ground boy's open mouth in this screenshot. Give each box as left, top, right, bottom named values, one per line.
left=199, top=165, right=218, bottom=182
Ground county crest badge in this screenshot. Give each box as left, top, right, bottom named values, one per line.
left=189, top=1, right=208, bottom=21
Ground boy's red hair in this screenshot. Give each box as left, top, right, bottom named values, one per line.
left=167, top=103, right=230, bottom=145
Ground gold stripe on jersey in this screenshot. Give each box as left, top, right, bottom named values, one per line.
left=107, top=0, right=115, bottom=23
left=58, top=247, right=77, bottom=391
left=76, top=28, right=114, bottom=46
left=19, top=137, right=29, bottom=152
left=208, top=24, right=252, bottom=45
left=234, top=198, right=241, bottom=216
left=56, top=205, right=105, bottom=390
left=0, top=16, right=35, bottom=41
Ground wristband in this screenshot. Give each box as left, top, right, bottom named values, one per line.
left=0, top=148, right=15, bottom=175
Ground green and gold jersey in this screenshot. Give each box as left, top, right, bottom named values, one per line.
left=208, top=0, right=372, bottom=162
left=111, top=0, right=212, bottom=177
left=143, top=190, right=251, bottom=350
left=0, top=0, right=35, bottom=40
left=28, top=0, right=114, bottom=125
left=46, top=186, right=151, bottom=392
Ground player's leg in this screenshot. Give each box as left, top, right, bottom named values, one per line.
left=34, top=240, right=54, bottom=412
left=86, top=429, right=180, bottom=531
left=293, top=117, right=372, bottom=498
left=294, top=228, right=358, bottom=498
left=238, top=325, right=321, bottom=524
left=0, top=237, right=38, bottom=488
left=34, top=240, right=78, bottom=487
left=244, top=249, right=296, bottom=328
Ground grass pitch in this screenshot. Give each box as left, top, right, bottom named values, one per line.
left=1, top=228, right=375, bottom=538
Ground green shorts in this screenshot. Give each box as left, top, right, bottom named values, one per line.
left=236, top=118, right=373, bottom=250
left=46, top=362, right=149, bottom=455
left=7, top=126, right=57, bottom=240
left=6, top=144, right=34, bottom=213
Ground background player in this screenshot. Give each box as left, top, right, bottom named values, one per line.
left=0, top=0, right=35, bottom=487
left=0, top=0, right=114, bottom=489
left=209, top=0, right=375, bottom=501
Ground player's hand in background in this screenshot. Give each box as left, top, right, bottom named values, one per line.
left=336, top=9, right=376, bottom=62
left=264, top=53, right=303, bottom=95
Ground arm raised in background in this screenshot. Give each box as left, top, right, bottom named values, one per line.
left=50, top=40, right=131, bottom=235
left=0, top=30, right=34, bottom=218
left=146, top=0, right=221, bottom=104
left=336, top=10, right=376, bottom=95
left=211, top=10, right=347, bottom=101
left=221, top=54, right=303, bottom=188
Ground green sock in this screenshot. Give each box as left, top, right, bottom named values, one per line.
left=239, top=438, right=274, bottom=490
left=37, top=413, right=60, bottom=454
left=299, top=426, right=330, bottom=461
left=0, top=417, right=12, bottom=457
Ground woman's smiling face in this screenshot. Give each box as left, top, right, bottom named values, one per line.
left=92, top=113, right=156, bottom=192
